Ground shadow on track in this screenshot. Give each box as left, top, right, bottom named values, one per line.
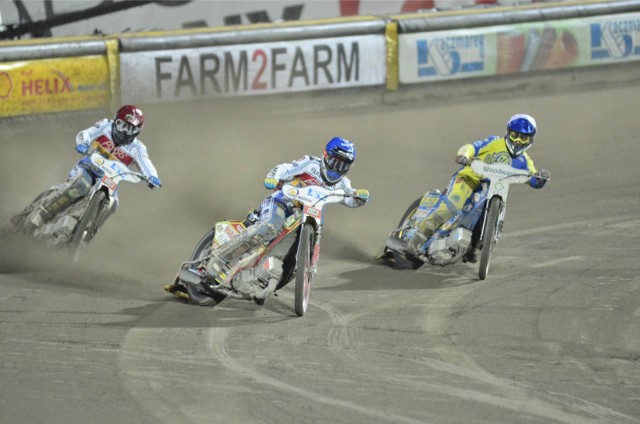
left=326, top=262, right=481, bottom=292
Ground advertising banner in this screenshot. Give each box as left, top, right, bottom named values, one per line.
left=589, top=13, right=640, bottom=64
left=398, top=12, right=640, bottom=84
left=0, top=56, right=110, bottom=117
left=119, top=35, right=386, bottom=104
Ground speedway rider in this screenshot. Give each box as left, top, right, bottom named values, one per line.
left=29, top=105, right=161, bottom=227
left=405, top=114, right=550, bottom=262
left=209, top=136, right=370, bottom=284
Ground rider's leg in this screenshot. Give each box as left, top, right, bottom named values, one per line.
left=406, top=175, right=475, bottom=257
left=31, top=168, right=93, bottom=227
left=208, top=196, right=289, bottom=283
left=463, top=214, right=483, bottom=263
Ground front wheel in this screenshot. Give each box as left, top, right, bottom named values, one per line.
left=478, top=197, right=502, bottom=280
left=294, top=224, right=315, bottom=317
left=70, top=191, right=107, bottom=257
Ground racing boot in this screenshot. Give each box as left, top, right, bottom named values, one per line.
left=462, top=248, right=477, bottom=264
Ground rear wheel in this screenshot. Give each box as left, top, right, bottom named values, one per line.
left=70, top=191, right=107, bottom=258
left=294, top=224, right=315, bottom=317
left=10, top=188, right=55, bottom=233
left=382, top=197, right=423, bottom=270
left=190, top=228, right=227, bottom=306
left=478, top=197, right=502, bottom=280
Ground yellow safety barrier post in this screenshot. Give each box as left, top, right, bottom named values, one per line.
left=385, top=20, right=399, bottom=92
left=105, top=38, right=121, bottom=110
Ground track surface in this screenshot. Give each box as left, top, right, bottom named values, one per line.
left=1, top=66, right=639, bottom=424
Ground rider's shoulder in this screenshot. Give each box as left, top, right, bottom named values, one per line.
left=130, top=138, right=147, bottom=150
left=334, top=175, right=353, bottom=189
left=87, top=118, right=110, bottom=131
left=511, top=153, right=534, bottom=169
left=97, top=118, right=110, bottom=127
left=292, top=155, right=319, bottom=165
left=472, top=135, right=500, bottom=147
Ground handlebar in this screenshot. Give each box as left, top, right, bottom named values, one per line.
left=81, top=150, right=160, bottom=187
left=469, top=158, right=550, bottom=182
left=280, top=183, right=365, bottom=208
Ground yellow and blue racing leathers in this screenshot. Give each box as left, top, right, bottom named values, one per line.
left=416, top=135, right=545, bottom=238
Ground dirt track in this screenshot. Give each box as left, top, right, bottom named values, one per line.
left=1, top=64, right=639, bottom=424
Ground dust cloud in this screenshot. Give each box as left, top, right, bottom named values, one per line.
left=1, top=64, right=638, bottom=295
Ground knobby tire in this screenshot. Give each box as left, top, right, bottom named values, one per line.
left=70, top=191, right=107, bottom=255
left=478, top=197, right=502, bottom=280
left=294, top=224, right=314, bottom=317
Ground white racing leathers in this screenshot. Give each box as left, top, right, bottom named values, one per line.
left=268, top=155, right=362, bottom=206
left=41, top=119, right=160, bottom=218
left=75, top=118, right=159, bottom=180
left=214, top=155, right=363, bottom=264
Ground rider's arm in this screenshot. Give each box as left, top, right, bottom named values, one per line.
left=523, top=153, right=548, bottom=189
left=456, top=136, right=500, bottom=164
left=76, top=119, right=109, bottom=148
left=455, top=144, right=474, bottom=164
left=266, top=155, right=316, bottom=182
left=333, top=177, right=365, bottom=208
left=129, top=140, right=159, bottom=179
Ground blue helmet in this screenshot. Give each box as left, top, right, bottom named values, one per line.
left=321, top=137, right=356, bottom=184
left=506, top=114, right=536, bottom=156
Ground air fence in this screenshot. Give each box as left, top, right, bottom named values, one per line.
left=0, top=0, right=639, bottom=119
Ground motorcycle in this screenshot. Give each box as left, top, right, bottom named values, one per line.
left=381, top=159, right=548, bottom=280
left=9, top=140, right=159, bottom=259
left=165, top=183, right=358, bottom=317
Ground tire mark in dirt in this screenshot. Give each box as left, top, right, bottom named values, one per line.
left=205, top=324, right=429, bottom=424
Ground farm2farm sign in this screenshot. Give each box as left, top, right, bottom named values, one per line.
left=120, top=35, right=386, bottom=103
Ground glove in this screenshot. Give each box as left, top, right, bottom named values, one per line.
left=455, top=155, right=469, bottom=166
left=532, top=169, right=550, bottom=188
left=536, top=169, right=550, bottom=180
left=264, top=177, right=278, bottom=190
left=148, top=176, right=161, bottom=189
left=76, top=143, right=89, bottom=155
left=355, top=189, right=370, bottom=204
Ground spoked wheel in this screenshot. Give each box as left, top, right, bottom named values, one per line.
left=189, top=228, right=227, bottom=306
left=70, top=191, right=107, bottom=260
left=294, top=224, right=315, bottom=317
left=381, top=197, right=423, bottom=270
left=10, top=189, right=55, bottom=235
left=478, top=197, right=502, bottom=280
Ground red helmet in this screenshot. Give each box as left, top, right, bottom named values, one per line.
left=112, top=105, right=144, bottom=146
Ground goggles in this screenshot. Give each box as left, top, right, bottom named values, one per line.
left=114, top=118, right=141, bottom=136
left=508, top=130, right=532, bottom=145
left=326, top=156, right=351, bottom=175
